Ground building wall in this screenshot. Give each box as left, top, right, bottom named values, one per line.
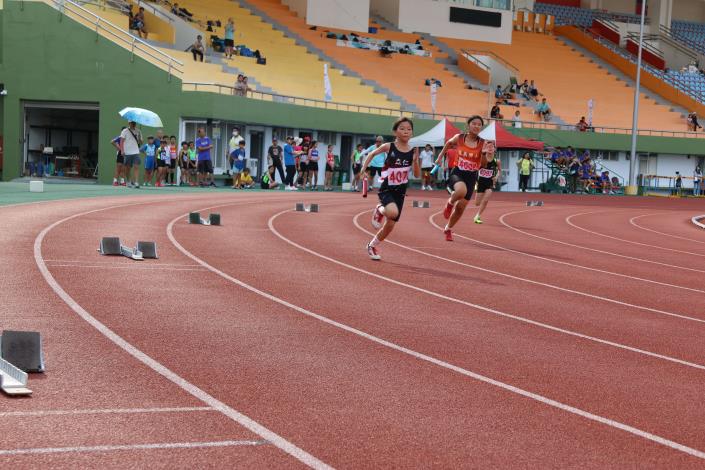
left=671, top=0, right=705, bottom=24
left=370, top=0, right=400, bottom=25
left=397, top=0, right=513, bottom=43
left=306, top=0, right=370, bottom=33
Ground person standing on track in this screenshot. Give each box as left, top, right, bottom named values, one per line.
left=267, top=138, right=285, bottom=190
left=420, top=144, right=435, bottom=190
left=435, top=115, right=495, bottom=241
left=351, top=143, right=365, bottom=192
left=283, top=136, right=298, bottom=191
left=361, top=117, right=420, bottom=261
left=308, top=141, right=320, bottom=191
left=517, top=152, right=534, bottom=192
left=473, top=153, right=501, bottom=224
left=112, top=127, right=127, bottom=186
left=365, top=136, right=386, bottom=191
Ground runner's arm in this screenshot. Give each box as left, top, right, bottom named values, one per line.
left=494, top=159, right=502, bottom=183
left=360, top=143, right=391, bottom=173
left=435, top=134, right=459, bottom=166
left=412, top=148, right=420, bottom=178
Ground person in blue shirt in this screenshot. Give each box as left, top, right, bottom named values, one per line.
left=364, top=136, right=386, bottom=190
left=141, top=136, right=157, bottom=186
left=283, top=136, right=298, bottom=191
left=230, top=141, right=246, bottom=189
left=195, top=127, right=215, bottom=187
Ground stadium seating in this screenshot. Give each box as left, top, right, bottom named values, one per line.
left=534, top=3, right=644, bottom=27
left=671, top=20, right=705, bottom=55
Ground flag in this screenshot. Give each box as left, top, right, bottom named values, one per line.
left=323, top=64, right=333, bottom=102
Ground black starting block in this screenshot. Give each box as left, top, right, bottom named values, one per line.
left=1, top=330, right=45, bottom=373
left=295, top=203, right=319, bottom=213
left=526, top=201, right=544, bottom=207
left=412, top=200, right=430, bottom=208
left=189, top=212, right=221, bottom=225
left=99, top=237, right=158, bottom=261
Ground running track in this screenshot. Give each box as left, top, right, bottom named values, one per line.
left=2, top=190, right=705, bottom=468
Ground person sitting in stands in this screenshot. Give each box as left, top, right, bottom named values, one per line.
left=494, top=85, right=520, bottom=107
left=687, top=112, right=702, bottom=132
left=490, top=102, right=503, bottom=120
left=576, top=116, right=590, bottom=132
left=600, top=171, right=613, bottom=194
left=188, top=35, right=205, bottom=62
left=528, top=79, right=539, bottom=100
left=519, top=79, right=530, bottom=100
left=535, top=98, right=551, bottom=121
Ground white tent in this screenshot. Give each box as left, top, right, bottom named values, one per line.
left=409, top=118, right=461, bottom=148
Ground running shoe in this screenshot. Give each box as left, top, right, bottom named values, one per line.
left=367, top=243, right=381, bottom=261
left=371, top=204, right=384, bottom=229
left=209, top=182, right=216, bottom=187
left=443, top=200, right=454, bottom=219
left=120, top=181, right=127, bottom=186
left=474, top=215, right=483, bottom=224
left=112, top=181, right=118, bottom=186
left=444, top=229, right=453, bottom=242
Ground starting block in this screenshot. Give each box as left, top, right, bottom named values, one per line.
left=136, top=241, right=158, bottom=259
left=1, top=330, right=44, bottom=373
left=412, top=200, right=430, bottom=208
left=0, top=357, right=31, bottom=396
left=99, top=237, right=155, bottom=261
left=189, top=212, right=221, bottom=226
left=526, top=201, right=544, bottom=207
left=295, top=203, right=319, bottom=213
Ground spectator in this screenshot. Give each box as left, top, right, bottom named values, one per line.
left=260, top=169, right=279, bottom=189
left=111, top=127, right=127, bottom=186
left=155, top=138, right=169, bottom=187
left=365, top=136, right=386, bottom=190
left=234, top=74, right=251, bottom=97
left=420, top=144, right=435, bottom=190
left=171, top=3, right=194, bottom=20
left=239, top=167, right=255, bottom=188
left=195, top=127, right=215, bottom=187
left=528, top=80, right=539, bottom=100
left=297, top=139, right=309, bottom=188
left=188, top=141, right=197, bottom=186
left=178, top=141, right=191, bottom=186
left=519, top=79, right=530, bottom=100
left=120, top=121, right=143, bottom=188
left=490, top=101, right=503, bottom=120
left=154, top=129, right=164, bottom=149
left=512, top=110, right=522, bottom=128
left=230, top=141, right=246, bottom=189
left=307, top=140, right=320, bottom=191
left=168, top=135, right=178, bottom=185
left=675, top=171, right=682, bottom=196
left=189, top=35, right=205, bottom=62
left=283, top=136, right=298, bottom=191
left=568, top=155, right=581, bottom=193
left=535, top=98, right=551, bottom=121
left=576, top=116, right=589, bottom=132
left=430, top=78, right=439, bottom=114
left=694, top=165, right=702, bottom=197
left=130, top=7, right=148, bottom=39
left=687, top=112, right=702, bottom=132
left=351, top=143, right=365, bottom=192
left=324, top=144, right=336, bottom=191
left=267, top=137, right=285, bottom=189
left=224, top=18, right=235, bottom=59
left=494, top=85, right=512, bottom=100
left=600, top=171, right=613, bottom=194
left=141, top=135, right=157, bottom=186
left=580, top=157, right=593, bottom=192
left=517, top=152, right=534, bottom=192
left=227, top=128, right=244, bottom=174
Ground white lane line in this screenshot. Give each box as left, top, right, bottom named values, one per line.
left=566, top=212, right=705, bottom=258
left=501, top=208, right=705, bottom=276
left=43, top=260, right=203, bottom=266
left=45, top=264, right=207, bottom=271
left=0, top=406, right=214, bottom=418
left=428, top=211, right=705, bottom=296
left=349, top=211, right=705, bottom=325
left=629, top=214, right=705, bottom=244
left=34, top=202, right=332, bottom=470
left=169, top=207, right=705, bottom=460
left=0, top=440, right=269, bottom=456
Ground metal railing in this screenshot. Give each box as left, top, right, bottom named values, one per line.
left=625, top=32, right=664, bottom=59
left=660, top=23, right=705, bottom=55
left=461, top=48, right=519, bottom=75
left=655, top=25, right=698, bottom=61
left=45, top=0, right=183, bottom=78
left=498, top=118, right=703, bottom=139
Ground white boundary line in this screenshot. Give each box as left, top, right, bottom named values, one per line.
left=44, top=264, right=208, bottom=271
left=427, top=211, right=705, bottom=295
left=166, top=206, right=705, bottom=460
left=0, top=406, right=214, bottom=418
left=565, top=212, right=705, bottom=258
left=630, top=214, right=705, bottom=244
left=500, top=209, right=705, bottom=276
left=0, top=439, right=268, bottom=456
left=33, top=201, right=332, bottom=470
left=349, top=211, right=705, bottom=325
left=693, top=215, right=705, bottom=230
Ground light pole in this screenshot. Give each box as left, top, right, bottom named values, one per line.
left=628, top=0, right=648, bottom=194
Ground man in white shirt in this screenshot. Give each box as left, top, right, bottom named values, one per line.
left=512, top=110, right=522, bottom=128
left=120, top=121, right=143, bottom=188
left=227, top=128, right=244, bottom=174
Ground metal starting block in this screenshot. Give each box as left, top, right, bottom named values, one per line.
left=0, top=357, right=32, bottom=396
left=99, top=237, right=157, bottom=261
left=412, top=200, right=431, bottom=208
left=189, top=212, right=221, bottom=226
left=526, top=201, right=544, bottom=207
left=295, top=203, right=319, bottom=213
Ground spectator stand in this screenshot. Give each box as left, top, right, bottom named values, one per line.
left=330, top=34, right=432, bottom=58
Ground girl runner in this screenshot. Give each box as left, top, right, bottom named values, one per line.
left=155, top=141, right=170, bottom=187
left=435, top=115, right=495, bottom=241
left=473, top=153, right=501, bottom=224
left=168, top=136, right=178, bottom=185
left=308, top=141, right=320, bottom=191
left=178, top=141, right=190, bottom=186
left=188, top=141, right=198, bottom=186
left=351, top=143, right=364, bottom=191
left=361, top=117, right=420, bottom=261
left=324, top=144, right=336, bottom=191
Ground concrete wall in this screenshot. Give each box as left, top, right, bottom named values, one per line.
left=370, top=0, right=399, bottom=25
left=306, top=0, right=370, bottom=33
left=282, top=0, right=307, bottom=19
left=396, top=0, right=513, bottom=43
left=671, top=0, right=705, bottom=23
left=585, top=0, right=636, bottom=14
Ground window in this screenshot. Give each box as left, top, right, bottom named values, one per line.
left=598, top=151, right=619, bottom=161
left=317, top=131, right=335, bottom=144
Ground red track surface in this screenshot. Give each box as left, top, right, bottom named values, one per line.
left=2, top=190, right=705, bottom=468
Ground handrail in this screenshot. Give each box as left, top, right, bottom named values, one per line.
left=497, top=118, right=703, bottom=139
left=458, top=49, right=490, bottom=71
left=654, top=26, right=698, bottom=60
left=461, top=48, right=519, bottom=75
left=45, top=0, right=183, bottom=77
left=659, top=24, right=703, bottom=57
left=625, top=32, right=664, bottom=58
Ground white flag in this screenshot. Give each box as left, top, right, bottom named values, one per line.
left=324, top=64, right=333, bottom=102
left=587, top=99, right=594, bottom=126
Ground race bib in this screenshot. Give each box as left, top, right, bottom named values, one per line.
left=457, top=159, right=479, bottom=172
left=479, top=168, right=494, bottom=178
left=385, top=167, right=409, bottom=186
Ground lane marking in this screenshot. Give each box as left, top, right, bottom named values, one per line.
left=44, top=264, right=208, bottom=271
left=428, top=211, right=705, bottom=295
left=43, top=260, right=203, bottom=267
left=0, top=406, right=214, bottom=418
left=348, top=211, right=705, bottom=325
left=168, top=206, right=705, bottom=460
left=34, top=201, right=333, bottom=470
left=629, top=214, right=705, bottom=244
left=566, top=212, right=705, bottom=258
left=0, top=440, right=269, bottom=456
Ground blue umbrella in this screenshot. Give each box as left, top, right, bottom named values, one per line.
left=119, top=107, right=164, bottom=127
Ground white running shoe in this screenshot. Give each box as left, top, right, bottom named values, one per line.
left=367, top=243, right=381, bottom=260
left=371, top=204, right=384, bottom=229
left=427, top=186, right=433, bottom=191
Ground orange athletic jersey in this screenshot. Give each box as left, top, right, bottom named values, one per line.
left=446, top=148, right=458, bottom=169
left=455, top=134, right=484, bottom=172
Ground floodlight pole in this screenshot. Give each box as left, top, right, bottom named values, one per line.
left=628, top=0, right=647, bottom=189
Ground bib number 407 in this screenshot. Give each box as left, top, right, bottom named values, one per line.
left=387, top=168, right=409, bottom=185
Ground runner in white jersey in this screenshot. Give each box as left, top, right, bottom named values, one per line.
left=360, top=117, right=420, bottom=261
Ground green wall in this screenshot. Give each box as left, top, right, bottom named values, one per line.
left=1, top=0, right=703, bottom=184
